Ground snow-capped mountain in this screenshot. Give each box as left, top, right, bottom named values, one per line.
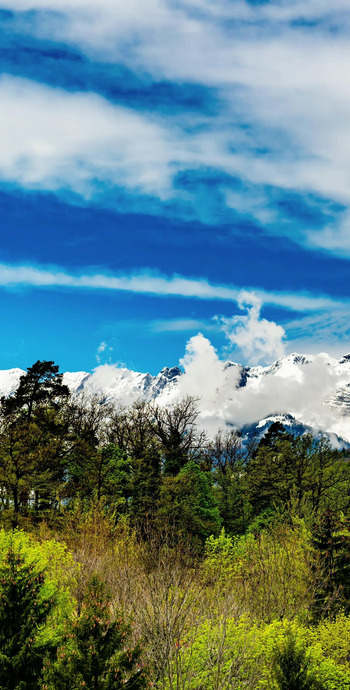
left=1, top=353, right=350, bottom=445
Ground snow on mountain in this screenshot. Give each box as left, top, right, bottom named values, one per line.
left=0, top=368, right=24, bottom=398
left=0, top=353, right=349, bottom=445
left=63, top=365, right=182, bottom=407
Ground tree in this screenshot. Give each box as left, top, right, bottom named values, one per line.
left=109, top=402, right=152, bottom=461
left=246, top=427, right=349, bottom=520
left=205, top=429, right=248, bottom=534
left=150, top=397, right=202, bottom=476
left=0, top=548, right=55, bottom=690
left=158, top=461, right=221, bottom=545
left=273, top=631, right=325, bottom=690
left=312, top=509, right=350, bottom=618
left=67, top=442, right=133, bottom=513
left=130, top=440, right=161, bottom=529
left=1, top=360, right=69, bottom=422
left=44, top=575, right=148, bottom=689
left=0, top=361, right=71, bottom=525
left=109, top=402, right=162, bottom=528
left=246, top=426, right=299, bottom=516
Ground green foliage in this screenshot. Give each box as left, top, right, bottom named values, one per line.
left=0, top=370, right=349, bottom=690
left=150, top=397, right=200, bottom=476
left=0, top=548, right=55, bottom=690
left=68, top=443, right=133, bottom=511
left=258, top=620, right=350, bottom=690
left=161, top=614, right=261, bottom=690
left=0, top=529, right=78, bottom=646
left=43, top=575, right=148, bottom=690
left=130, top=440, right=161, bottom=528
left=273, top=631, right=325, bottom=689
left=0, top=361, right=71, bottom=525
left=158, top=461, right=221, bottom=544
left=312, top=509, right=350, bottom=618
left=206, top=429, right=248, bottom=534
left=246, top=429, right=349, bottom=521
left=205, top=523, right=316, bottom=623
left=160, top=615, right=350, bottom=690
left=0, top=360, right=69, bottom=421
left=309, top=613, right=350, bottom=682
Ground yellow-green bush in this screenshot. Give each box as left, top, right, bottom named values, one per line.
left=160, top=616, right=350, bottom=690
left=0, top=528, right=78, bottom=645
left=204, top=524, right=316, bottom=623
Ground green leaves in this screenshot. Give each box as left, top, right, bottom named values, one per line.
left=44, top=575, right=148, bottom=690
left=0, top=548, right=55, bottom=690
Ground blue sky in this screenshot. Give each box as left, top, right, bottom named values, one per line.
left=1, top=0, right=350, bottom=374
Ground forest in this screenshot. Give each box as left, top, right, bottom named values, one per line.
left=0, top=360, right=349, bottom=689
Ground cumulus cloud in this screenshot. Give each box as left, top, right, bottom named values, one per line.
left=179, top=333, right=228, bottom=400
left=176, top=333, right=235, bottom=434
left=171, top=329, right=350, bottom=441
left=219, top=292, right=286, bottom=365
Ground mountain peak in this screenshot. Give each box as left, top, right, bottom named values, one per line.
left=0, top=351, right=349, bottom=445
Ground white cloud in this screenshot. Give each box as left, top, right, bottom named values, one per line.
left=0, top=260, right=347, bottom=314
left=96, top=341, right=110, bottom=364
left=149, top=318, right=209, bottom=332
left=171, top=329, right=350, bottom=440
left=0, top=75, right=182, bottom=199
left=4, top=0, right=350, bottom=258
left=219, top=292, right=286, bottom=365
left=3, top=2, right=350, bottom=254
left=177, top=334, right=232, bottom=431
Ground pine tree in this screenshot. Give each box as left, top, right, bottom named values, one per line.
left=273, top=632, right=324, bottom=690
left=1, top=360, right=69, bottom=421
left=0, top=548, right=55, bottom=690
left=130, top=440, right=161, bottom=529
left=44, top=575, right=148, bottom=689
left=0, top=361, right=70, bottom=524
left=158, top=461, right=222, bottom=545
left=312, top=508, right=350, bottom=618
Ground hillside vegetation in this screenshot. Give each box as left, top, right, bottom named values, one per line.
left=0, top=360, right=349, bottom=689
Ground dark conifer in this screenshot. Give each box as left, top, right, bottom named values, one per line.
left=312, top=508, right=350, bottom=617
left=1, top=360, right=69, bottom=421
left=0, top=548, right=55, bottom=690
left=273, top=632, right=324, bottom=690
left=44, top=575, right=148, bottom=689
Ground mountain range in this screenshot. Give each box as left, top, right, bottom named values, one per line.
left=1, top=352, right=350, bottom=446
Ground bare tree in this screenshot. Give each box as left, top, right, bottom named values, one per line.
left=150, top=396, right=203, bottom=475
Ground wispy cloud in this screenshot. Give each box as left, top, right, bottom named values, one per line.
left=0, top=75, right=180, bottom=199
left=149, top=318, right=210, bottom=333
left=3, top=4, right=350, bottom=254
left=0, top=260, right=347, bottom=315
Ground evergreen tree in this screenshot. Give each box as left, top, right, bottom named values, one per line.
left=0, top=361, right=70, bottom=524
left=158, top=461, right=221, bottom=545
left=1, top=360, right=69, bottom=421
left=44, top=575, right=148, bottom=689
left=273, top=632, right=324, bottom=690
left=205, top=429, right=247, bottom=534
left=0, top=548, right=55, bottom=690
left=67, top=442, right=133, bottom=512
left=246, top=427, right=349, bottom=519
left=312, top=508, right=350, bottom=618
left=130, top=440, right=161, bottom=529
